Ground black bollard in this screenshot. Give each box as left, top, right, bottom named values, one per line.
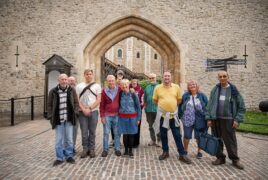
left=259, top=101, right=268, bottom=112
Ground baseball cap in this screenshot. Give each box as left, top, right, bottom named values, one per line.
left=117, top=70, right=124, bottom=75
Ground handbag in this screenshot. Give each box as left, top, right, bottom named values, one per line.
left=198, top=132, right=219, bottom=156
left=192, top=96, right=206, bottom=130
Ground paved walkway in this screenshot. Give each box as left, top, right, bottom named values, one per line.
left=0, top=114, right=267, bottom=180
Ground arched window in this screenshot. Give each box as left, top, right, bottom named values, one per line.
left=154, top=53, right=157, bottom=60
left=118, top=49, right=123, bottom=58
left=137, top=52, right=140, bottom=58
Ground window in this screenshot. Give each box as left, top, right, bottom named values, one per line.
left=117, top=49, right=123, bottom=58
left=154, top=53, right=157, bottom=60
left=137, top=52, right=140, bottom=58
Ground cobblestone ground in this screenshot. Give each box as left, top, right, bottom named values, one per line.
left=0, top=114, right=267, bottom=180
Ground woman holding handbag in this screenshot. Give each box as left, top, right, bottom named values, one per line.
left=179, top=80, right=208, bottom=159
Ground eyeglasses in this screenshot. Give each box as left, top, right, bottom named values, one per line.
left=149, top=77, right=155, bottom=79
left=218, top=75, right=227, bottom=78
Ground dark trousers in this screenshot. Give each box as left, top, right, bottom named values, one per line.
left=160, top=118, right=186, bottom=156
left=145, top=112, right=160, bottom=142
left=212, top=119, right=239, bottom=161
left=123, top=134, right=135, bottom=148
left=133, top=121, right=141, bottom=147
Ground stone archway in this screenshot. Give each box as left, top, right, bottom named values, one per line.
left=83, top=16, right=182, bottom=84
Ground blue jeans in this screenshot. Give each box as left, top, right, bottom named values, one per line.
left=55, top=121, right=74, bottom=161
left=79, top=111, right=98, bottom=150
left=160, top=118, right=186, bottom=156
left=103, top=116, right=120, bottom=151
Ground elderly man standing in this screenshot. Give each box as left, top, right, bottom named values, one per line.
left=144, top=73, right=160, bottom=146
left=206, top=71, right=245, bottom=170
left=153, top=70, right=191, bottom=164
left=48, top=73, right=79, bottom=166
left=100, top=75, right=121, bottom=157
left=67, top=76, right=78, bottom=153
left=76, top=69, right=101, bottom=158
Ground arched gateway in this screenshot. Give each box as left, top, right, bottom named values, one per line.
left=82, top=15, right=184, bottom=84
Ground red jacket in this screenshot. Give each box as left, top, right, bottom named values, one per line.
left=99, top=86, right=121, bottom=118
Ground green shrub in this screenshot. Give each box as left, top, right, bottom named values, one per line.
left=139, top=77, right=162, bottom=90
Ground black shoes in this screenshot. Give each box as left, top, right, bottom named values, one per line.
left=124, top=149, right=129, bottom=156
left=53, top=160, right=63, bottom=167
left=101, top=151, right=108, bottom=157
left=102, top=150, right=121, bottom=157
left=196, top=152, right=203, bottom=159
left=53, top=157, right=75, bottom=166
left=115, top=150, right=121, bottom=157
left=123, top=148, right=133, bottom=158
left=66, top=157, right=75, bottom=164
left=212, top=158, right=226, bottom=165
left=159, top=152, right=169, bottom=160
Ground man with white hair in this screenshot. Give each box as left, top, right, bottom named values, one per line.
left=99, top=75, right=121, bottom=157
left=144, top=73, right=160, bottom=146
left=48, top=73, right=79, bottom=166
left=67, top=76, right=78, bottom=153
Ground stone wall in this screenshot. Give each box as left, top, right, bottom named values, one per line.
left=0, top=0, right=267, bottom=110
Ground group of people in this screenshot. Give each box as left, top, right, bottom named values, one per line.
left=47, top=69, right=245, bottom=170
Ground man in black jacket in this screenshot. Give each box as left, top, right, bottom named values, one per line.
left=47, top=73, right=79, bottom=166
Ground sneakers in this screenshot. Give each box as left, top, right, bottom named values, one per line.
left=66, top=157, right=75, bottom=164
left=196, top=152, right=203, bottom=159
left=115, top=150, right=121, bottom=157
left=212, top=158, right=226, bottom=165
left=232, top=160, right=244, bottom=170
left=101, top=151, right=108, bottom=157
left=80, top=149, right=88, bottom=158
left=53, top=160, right=63, bottom=167
left=159, top=152, right=169, bottom=160
left=179, top=155, right=192, bottom=164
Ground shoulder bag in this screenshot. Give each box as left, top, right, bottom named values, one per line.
left=79, top=82, right=96, bottom=99
left=198, top=131, right=219, bottom=156
left=192, top=96, right=206, bottom=130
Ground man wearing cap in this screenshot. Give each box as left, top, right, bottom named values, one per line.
left=116, top=70, right=124, bottom=84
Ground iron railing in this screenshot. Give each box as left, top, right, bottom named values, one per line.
left=101, top=57, right=148, bottom=83
left=0, top=95, right=45, bottom=126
